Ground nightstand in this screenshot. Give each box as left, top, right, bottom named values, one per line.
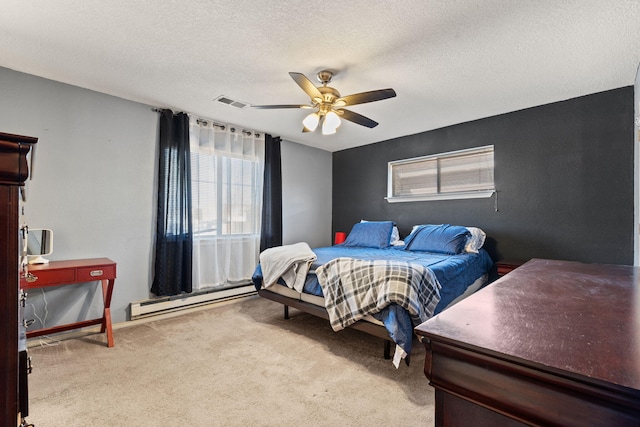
left=496, top=260, right=525, bottom=277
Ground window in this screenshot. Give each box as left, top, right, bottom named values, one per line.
left=387, top=145, right=494, bottom=202
left=189, top=118, right=264, bottom=290
left=191, top=145, right=261, bottom=237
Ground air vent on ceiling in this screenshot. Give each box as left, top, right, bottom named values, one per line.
left=215, top=95, right=248, bottom=109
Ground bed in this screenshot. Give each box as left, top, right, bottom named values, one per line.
left=252, top=221, right=494, bottom=367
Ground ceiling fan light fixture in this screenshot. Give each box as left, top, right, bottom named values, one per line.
left=322, top=111, right=341, bottom=135
left=325, top=111, right=341, bottom=129
left=321, top=124, right=337, bottom=135
left=302, top=112, right=320, bottom=132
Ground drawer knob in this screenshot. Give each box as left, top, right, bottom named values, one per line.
left=90, top=269, right=104, bottom=277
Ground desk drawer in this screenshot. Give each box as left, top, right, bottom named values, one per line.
left=77, top=265, right=116, bottom=281
left=26, top=268, right=76, bottom=287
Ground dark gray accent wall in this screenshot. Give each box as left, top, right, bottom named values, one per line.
left=333, top=87, right=634, bottom=265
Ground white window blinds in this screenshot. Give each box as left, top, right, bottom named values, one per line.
left=387, top=146, right=495, bottom=202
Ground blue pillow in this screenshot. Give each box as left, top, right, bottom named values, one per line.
left=404, top=224, right=470, bottom=254
left=342, top=221, right=394, bottom=249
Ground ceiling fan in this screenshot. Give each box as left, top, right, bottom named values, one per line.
left=252, top=70, right=396, bottom=135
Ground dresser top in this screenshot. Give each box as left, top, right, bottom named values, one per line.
left=415, top=258, right=640, bottom=392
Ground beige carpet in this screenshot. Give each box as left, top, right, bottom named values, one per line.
left=25, top=295, right=435, bottom=426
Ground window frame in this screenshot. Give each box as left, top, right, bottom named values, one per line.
left=386, top=145, right=495, bottom=203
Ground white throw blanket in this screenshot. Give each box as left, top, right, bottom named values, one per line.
left=259, top=242, right=317, bottom=292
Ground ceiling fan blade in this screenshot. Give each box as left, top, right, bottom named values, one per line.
left=289, top=72, right=323, bottom=100
left=336, top=88, right=396, bottom=107
left=252, top=104, right=313, bottom=109
left=339, top=109, right=379, bottom=128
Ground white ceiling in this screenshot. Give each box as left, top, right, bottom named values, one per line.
left=1, top=1, right=640, bottom=152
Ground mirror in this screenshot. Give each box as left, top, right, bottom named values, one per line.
left=27, top=228, right=53, bottom=264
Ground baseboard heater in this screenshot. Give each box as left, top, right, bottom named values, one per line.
left=130, top=283, right=256, bottom=320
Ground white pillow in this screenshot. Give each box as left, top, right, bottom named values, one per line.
left=465, top=227, right=486, bottom=253
left=390, top=226, right=400, bottom=244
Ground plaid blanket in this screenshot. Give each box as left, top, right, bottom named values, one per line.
left=315, top=257, right=442, bottom=332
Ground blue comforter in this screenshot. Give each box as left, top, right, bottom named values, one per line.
left=252, top=245, right=493, bottom=357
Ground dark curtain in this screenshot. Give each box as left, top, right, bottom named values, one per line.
left=260, top=134, right=282, bottom=252
left=151, top=110, right=193, bottom=296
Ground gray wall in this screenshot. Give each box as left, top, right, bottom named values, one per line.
left=282, top=139, right=332, bottom=247
left=333, top=87, right=635, bottom=265
left=0, top=67, right=158, bottom=329
left=0, top=67, right=332, bottom=328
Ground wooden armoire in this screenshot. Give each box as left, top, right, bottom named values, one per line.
left=0, top=132, right=37, bottom=426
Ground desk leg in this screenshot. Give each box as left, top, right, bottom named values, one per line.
left=101, top=278, right=115, bottom=347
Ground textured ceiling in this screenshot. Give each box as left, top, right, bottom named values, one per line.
left=1, top=1, right=640, bottom=152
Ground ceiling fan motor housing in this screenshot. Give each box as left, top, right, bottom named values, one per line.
left=317, top=86, right=341, bottom=111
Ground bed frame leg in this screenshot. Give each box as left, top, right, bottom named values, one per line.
left=284, top=305, right=289, bottom=320
left=384, top=340, right=391, bottom=359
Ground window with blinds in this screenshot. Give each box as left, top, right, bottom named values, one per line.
left=387, top=145, right=495, bottom=202
left=190, top=127, right=262, bottom=237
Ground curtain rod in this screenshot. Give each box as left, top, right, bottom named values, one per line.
left=196, top=118, right=226, bottom=130
left=153, top=108, right=261, bottom=137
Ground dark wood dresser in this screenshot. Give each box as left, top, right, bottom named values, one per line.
left=0, top=132, right=37, bottom=427
left=415, top=258, right=640, bottom=426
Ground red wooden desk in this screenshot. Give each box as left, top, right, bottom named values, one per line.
left=21, top=258, right=116, bottom=347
